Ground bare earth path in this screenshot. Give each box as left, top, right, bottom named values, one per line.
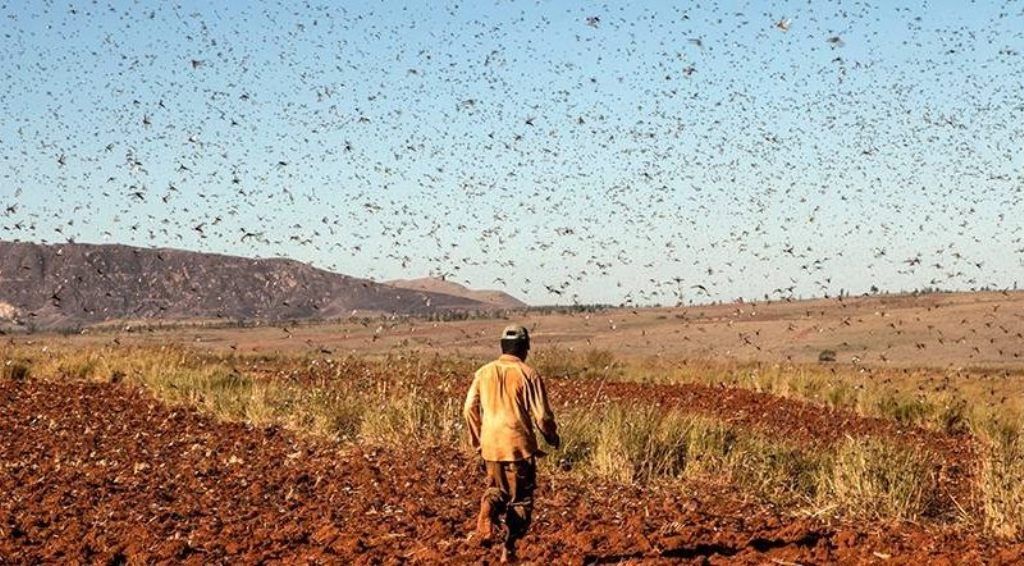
left=2, top=378, right=1021, bottom=564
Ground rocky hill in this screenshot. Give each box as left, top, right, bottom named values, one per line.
left=0, top=241, right=502, bottom=330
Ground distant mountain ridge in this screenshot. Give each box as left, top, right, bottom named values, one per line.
left=386, top=277, right=527, bottom=309
left=0, top=241, right=513, bottom=329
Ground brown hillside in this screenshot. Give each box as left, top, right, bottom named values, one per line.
left=386, top=277, right=527, bottom=309
left=0, top=241, right=494, bottom=329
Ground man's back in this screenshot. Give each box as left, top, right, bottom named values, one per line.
left=464, top=354, right=557, bottom=462
left=464, top=325, right=559, bottom=561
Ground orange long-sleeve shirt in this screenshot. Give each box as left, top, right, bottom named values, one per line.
left=463, top=354, right=558, bottom=462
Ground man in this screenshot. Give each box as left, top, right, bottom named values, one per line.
left=463, top=324, right=560, bottom=563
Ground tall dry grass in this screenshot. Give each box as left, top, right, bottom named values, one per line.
left=816, top=437, right=938, bottom=521
left=972, top=412, right=1024, bottom=539
left=548, top=401, right=938, bottom=520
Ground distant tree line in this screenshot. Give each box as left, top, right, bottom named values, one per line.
left=3, top=303, right=617, bottom=336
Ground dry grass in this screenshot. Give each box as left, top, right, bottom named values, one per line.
left=549, top=402, right=936, bottom=520
left=816, top=437, right=939, bottom=521
left=532, top=347, right=621, bottom=380
left=973, top=413, right=1024, bottom=539
left=359, top=391, right=463, bottom=448
left=585, top=404, right=691, bottom=484
left=617, top=354, right=979, bottom=435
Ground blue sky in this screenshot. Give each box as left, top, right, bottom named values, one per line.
left=1, top=1, right=1022, bottom=305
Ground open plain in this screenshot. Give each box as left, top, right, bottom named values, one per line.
left=33, top=290, right=1024, bottom=365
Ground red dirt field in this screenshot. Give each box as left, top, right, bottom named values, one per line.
left=2, top=378, right=1022, bottom=564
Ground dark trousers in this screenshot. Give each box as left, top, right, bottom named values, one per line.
left=478, top=457, right=536, bottom=551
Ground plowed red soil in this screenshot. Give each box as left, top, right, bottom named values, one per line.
left=2, top=378, right=1021, bottom=564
